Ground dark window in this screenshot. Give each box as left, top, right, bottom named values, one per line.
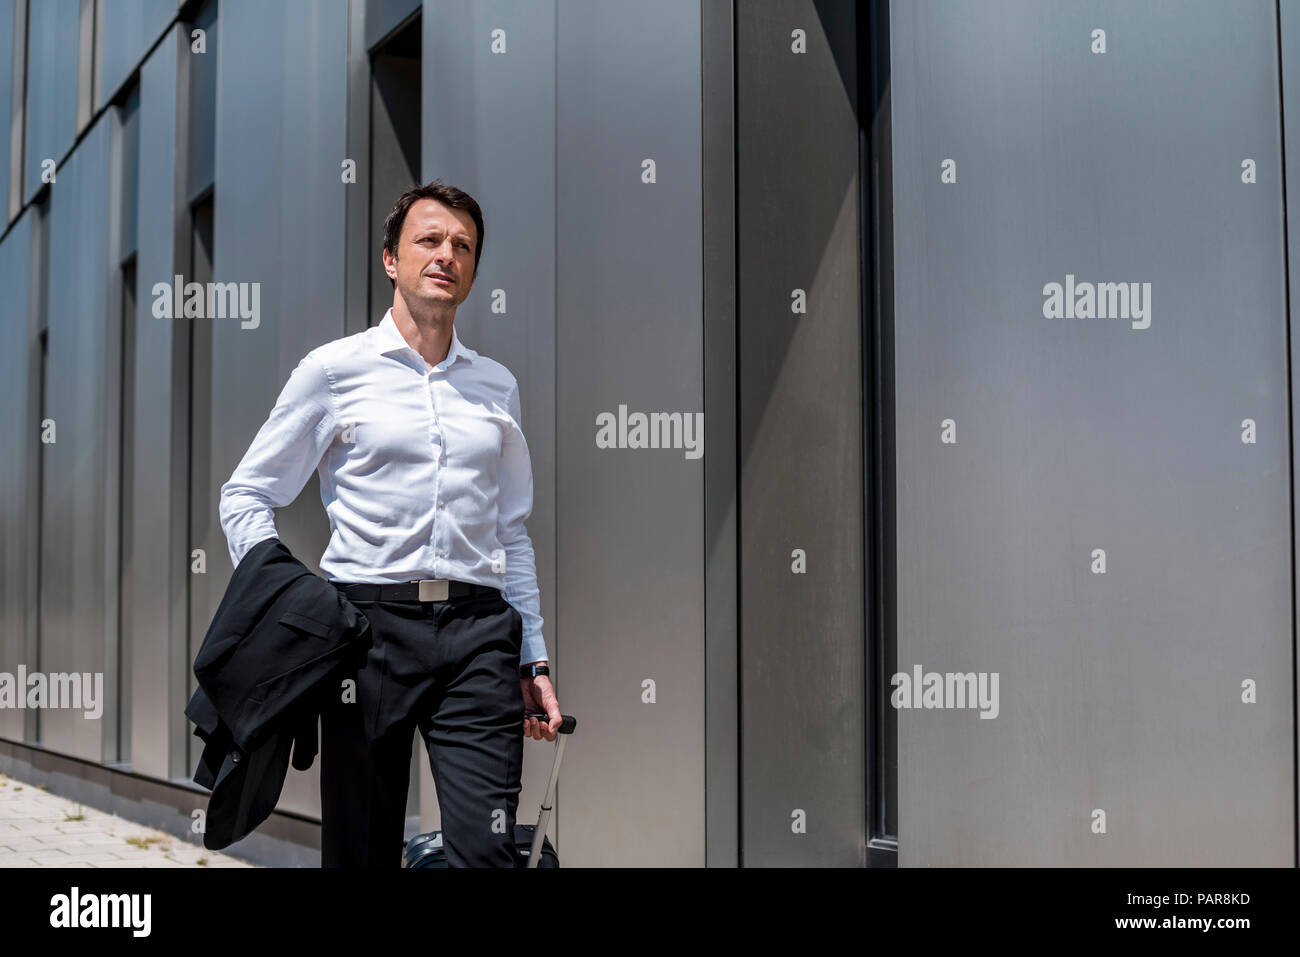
left=186, top=0, right=217, bottom=204
left=119, top=85, right=140, bottom=262
left=369, top=12, right=421, bottom=322
left=186, top=192, right=214, bottom=727
left=117, top=254, right=136, bottom=765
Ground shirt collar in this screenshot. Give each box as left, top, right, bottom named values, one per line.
left=376, top=308, right=476, bottom=368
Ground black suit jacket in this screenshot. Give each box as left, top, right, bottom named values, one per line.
left=185, top=536, right=371, bottom=850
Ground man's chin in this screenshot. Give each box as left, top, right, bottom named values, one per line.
left=405, top=285, right=452, bottom=301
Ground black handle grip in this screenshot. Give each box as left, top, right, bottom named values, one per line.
left=525, top=712, right=576, bottom=734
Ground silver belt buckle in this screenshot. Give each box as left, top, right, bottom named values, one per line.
left=416, top=579, right=450, bottom=602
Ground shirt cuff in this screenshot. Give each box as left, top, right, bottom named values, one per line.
left=520, top=631, right=548, bottom=668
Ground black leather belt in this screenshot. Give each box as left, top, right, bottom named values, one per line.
left=332, top=579, right=501, bottom=603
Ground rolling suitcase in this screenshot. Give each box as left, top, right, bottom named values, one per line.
left=403, top=712, right=576, bottom=868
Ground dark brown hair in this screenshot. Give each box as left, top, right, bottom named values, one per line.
left=382, top=178, right=485, bottom=285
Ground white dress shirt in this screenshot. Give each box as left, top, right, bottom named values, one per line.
left=218, top=308, right=547, bottom=665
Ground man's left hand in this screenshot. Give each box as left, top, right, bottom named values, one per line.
left=521, top=672, right=561, bottom=742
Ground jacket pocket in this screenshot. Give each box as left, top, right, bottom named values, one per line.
left=251, top=639, right=352, bottom=696
left=278, top=610, right=334, bottom=639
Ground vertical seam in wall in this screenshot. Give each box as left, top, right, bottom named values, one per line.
left=859, top=0, right=873, bottom=862
left=698, top=0, right=706, bottom=867
left=552, top=0, right=560, bottom=852
left=34, top=323, right=45, bottom=744
left=10, top=0, right=27, bottom=222
left=21, top=0, right=29, bottom=215
left=731, top=0, right=742, bottom=869
left=344, top=0, right=351, bottom=333
left=185, top=241, right=192, bottom=774
left=117, top=261, right=125, bottom=762
left=1274, top=0, right=1299, bottom=870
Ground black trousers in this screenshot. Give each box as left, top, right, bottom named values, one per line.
left=319, top=586, right=525, bottom=867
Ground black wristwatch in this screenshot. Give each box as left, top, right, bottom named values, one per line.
left=519, top=663, right=550, bottom=679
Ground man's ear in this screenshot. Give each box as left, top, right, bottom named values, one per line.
left=382, top=247, right=397, bottom=280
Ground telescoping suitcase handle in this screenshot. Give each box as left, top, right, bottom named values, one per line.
left=524, top=712, right=576, bottom=735
left=522, top=712, right=576, bottom=868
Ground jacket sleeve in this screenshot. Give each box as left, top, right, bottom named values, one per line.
left=218, top=353, right=339, bottom=568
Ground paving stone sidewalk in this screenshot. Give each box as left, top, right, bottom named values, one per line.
left=0, top=771, right=256, bottom=868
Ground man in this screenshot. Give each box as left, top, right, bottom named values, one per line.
left=218, top=179, right=561, bottom=867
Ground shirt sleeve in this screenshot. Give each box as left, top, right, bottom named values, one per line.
left=497, top=380, right=548, bottom=666
left=218, top=352, right=339, bottom=569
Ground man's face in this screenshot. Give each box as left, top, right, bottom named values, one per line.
left=383, top=198, right=477, bottom=309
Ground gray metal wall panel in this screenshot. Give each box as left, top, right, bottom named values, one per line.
left=97, top=97, right=128, bottom=764
left=209, top=0, right=349, bottom=816
left=737, top=0, right=864, bottom=866
left=1282, top=0, right=1300, bottom=879
left=0, top=0, right=13, bottom=222
left=38, top=116, right=112, bottom=761
left=702, top=0, right=739, bottom=867
left=6, top=0, right=26, bottom=223
left=24, top=0, right=80, bottom=205
left=95, top=0, right=175, bottom=109
left=554, top=0, right=705, bottom=865
left=0, top=210, right=33, bottom=741
left=130, top=25, right=186, bottom=779
left=889, top=0, right=1292, bottom=865
left=418, top=0, right=560, bottom=841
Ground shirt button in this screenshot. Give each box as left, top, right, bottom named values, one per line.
left=438, top=548, right=446, bottom=557
left=438, top=501, right=445, bottom=509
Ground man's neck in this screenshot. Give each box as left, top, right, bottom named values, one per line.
left=391, top=298, right=455, bottom=370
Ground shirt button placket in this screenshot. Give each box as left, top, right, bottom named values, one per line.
left=428, top=372, right=443, bottom=568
